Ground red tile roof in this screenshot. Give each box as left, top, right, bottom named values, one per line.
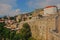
left=45, top=6, right=56, bottom=8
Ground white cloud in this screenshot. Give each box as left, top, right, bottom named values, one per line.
left=57, top=4, right=60, bottom=9
left=27, top=0, right=60, bottom=9
left=0, top=4, right=11, bottom=16
left=9, top=9, right=21, bottom=16
left=0, top=0, right=21, bottom=16
left=0, top=0, right=17, bottom=7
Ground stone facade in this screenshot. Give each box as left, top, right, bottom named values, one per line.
left=18, top=11, right=60, bottom=40
left=5, top=7, right=59, bottom=40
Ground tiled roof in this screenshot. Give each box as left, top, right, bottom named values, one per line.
left=45, top=6, right=56, bottom=8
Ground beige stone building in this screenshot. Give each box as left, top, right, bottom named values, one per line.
left=17, top=6, right=60, bottom=40
left=18, top=15, right=60, bottom=40
left=32, top=9, right=44, bottom=17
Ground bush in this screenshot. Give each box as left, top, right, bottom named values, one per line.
left=28, top=37, right=36, bottom=40
left=20, top=23, right=32, bottom=40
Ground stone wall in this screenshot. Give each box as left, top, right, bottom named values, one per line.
left=18, top=14, right=60, bottom=40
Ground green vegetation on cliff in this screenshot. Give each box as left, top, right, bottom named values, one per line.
left=0, top=22, right=35, bottom=40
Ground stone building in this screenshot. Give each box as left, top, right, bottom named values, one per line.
left=17, top=6, right=60, bottom=40
left=32, top=9, right=44, bottom=17
left=16, top=15, right=21, bottom=22
left=4, top=6, right=60, bottom=40
left=18, top=15, right=59, bottom=40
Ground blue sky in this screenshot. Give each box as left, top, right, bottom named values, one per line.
left=16, top=0, right=36, bottom=12
left=0, top=0, right=60, bottom=16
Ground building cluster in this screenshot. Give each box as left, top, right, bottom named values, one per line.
left=0, top=6, right=60, bottom=40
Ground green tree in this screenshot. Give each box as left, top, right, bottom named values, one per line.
left=9, top=30, right=16, bottom=40
left=20, top=23, right=32, bottom=40
left=0, top=22, right=16, bottom=40
left=10, top=17, right=15, bottom=20
left=13, top=33, right=21, bottom=40
left=0, top=22, right=6, bottom=40
left=3, top=16, right=8, bottom=19
left=3, top=28, right=10, bottom=40
left=28, top=37, right=36, bottom=40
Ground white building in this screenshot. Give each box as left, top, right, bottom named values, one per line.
left=44, top=6, right=58, bottom=16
